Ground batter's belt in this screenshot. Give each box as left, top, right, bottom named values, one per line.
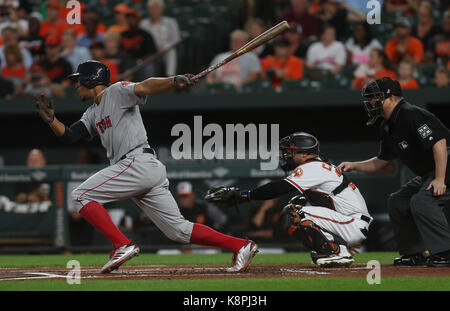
left=119, top=146, right=156, bottom=161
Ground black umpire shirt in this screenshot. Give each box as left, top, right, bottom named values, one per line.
left=377, top=99, right=450, bottom=178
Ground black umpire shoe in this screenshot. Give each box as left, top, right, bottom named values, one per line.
left=426, top=250, right=450, bottom=267
left=393, top=253, right=427, bottom=266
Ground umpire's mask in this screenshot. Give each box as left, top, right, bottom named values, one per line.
left=362, top=77, right=402, bottom=126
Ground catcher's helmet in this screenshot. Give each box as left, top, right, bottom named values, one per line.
left=362, top=77, right=402, bottom=126
left=279, top=132, right=320, bottom=171
left=67, top=60, right=110, bottom=89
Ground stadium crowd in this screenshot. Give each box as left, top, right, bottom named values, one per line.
left=0, top=0, right=448, bottom=98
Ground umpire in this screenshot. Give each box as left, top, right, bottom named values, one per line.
left=338, top=77, right=450, bottom=267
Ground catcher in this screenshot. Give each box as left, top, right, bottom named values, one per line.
left=205, top=132, right=372, bottom=267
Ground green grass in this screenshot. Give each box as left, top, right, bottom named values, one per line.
left=0, top=252, right=448, bottom=291
left=0, top=252, right=399, bottom=268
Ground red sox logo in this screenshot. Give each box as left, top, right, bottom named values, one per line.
left=96, top=116, right=112, bottom=134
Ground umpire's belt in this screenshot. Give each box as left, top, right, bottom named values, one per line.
left=120, top=147, right=155, bottom=161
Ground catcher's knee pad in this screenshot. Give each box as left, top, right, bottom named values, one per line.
left=296, top=220, right=340, bottom=256
left=279, top=196, right=307, bottom=236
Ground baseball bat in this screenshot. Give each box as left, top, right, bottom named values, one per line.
left=193, top=21, right=290, bottom=80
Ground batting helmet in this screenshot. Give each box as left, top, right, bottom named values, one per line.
left=279, top=132, right=320, bottom=171
left=67, top=60, right=110, bottom=89
left=362, top=77, right=402, bottom=126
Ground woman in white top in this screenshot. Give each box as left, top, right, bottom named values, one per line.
left=345, top=22, right=382, bottom=66
left=139, top=0, right=181, bottom=76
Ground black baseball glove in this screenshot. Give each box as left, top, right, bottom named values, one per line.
left=204, top=186, right=249, bottom=209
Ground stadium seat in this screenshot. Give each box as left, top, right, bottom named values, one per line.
left=241, top=80, right=275, bottom=93
left=417, top=63, right=438, bottom=87
left=204, top=82, right=237, bottom=94
left=280, top=79, right=311, bottom=92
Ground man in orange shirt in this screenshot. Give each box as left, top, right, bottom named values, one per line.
left=385, top=17, right=424, bottom=65
left=39, top=1, right=70, bottom=38
left=262, top=38, right=303, bottom=89
left=107, top=3, right=130, bottom=34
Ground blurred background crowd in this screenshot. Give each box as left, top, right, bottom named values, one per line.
left=0, top=0, right=448, bottom=99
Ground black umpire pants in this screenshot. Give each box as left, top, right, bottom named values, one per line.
left=387, top=174, right=450, bottom=256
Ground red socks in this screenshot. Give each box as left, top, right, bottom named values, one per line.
left=190, top=223, right=247, bottom=253
left=79, top=201, right=130, bottom=249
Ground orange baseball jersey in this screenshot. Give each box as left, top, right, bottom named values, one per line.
left=284, top=159, right=369, bottom=216
left=385, top=37, right=424, bottom=64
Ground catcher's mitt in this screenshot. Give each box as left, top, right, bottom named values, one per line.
left=204, top=186, right=249, bottom=210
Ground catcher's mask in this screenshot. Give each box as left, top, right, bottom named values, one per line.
left=362, top=77, right=402, bottom=126
left=279, top=132, right=320, bottom=171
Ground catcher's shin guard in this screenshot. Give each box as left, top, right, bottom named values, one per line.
left=296, top=220, right=341, bottom=255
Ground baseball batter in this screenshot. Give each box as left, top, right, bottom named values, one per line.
left=206, top=132, right=372, bottom=267
left=34, top=60, right=258, bottom=273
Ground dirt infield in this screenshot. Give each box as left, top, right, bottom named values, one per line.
left=0, top=264, right=449, bottom=281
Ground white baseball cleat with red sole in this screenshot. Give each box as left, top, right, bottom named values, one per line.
left=227, top=240, right=259, bottom=273
left=101, top=242, right=140, bottom=273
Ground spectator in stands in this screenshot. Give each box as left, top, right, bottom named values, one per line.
left=60, top=29, right=92, bottom=71
left=38, top=34, right=72, bottom=86
left=305, top=24, right=346, bottom=75
left=107, top=3, right=130, bottom=34
left=0, top=23, right=32, bottom=69
left=262, top=38, right=303, bottom=90
left=247, top=179, right=283, bottom=243
left=283, top=23, right=308, bottom=59
left=352, top=48, right=397, bottom=90
left=385, top=0, right=419, bottom=17
left=277, top=0, right=321, bottom=40
left=244, top=18, right=273, bottom=59
left=77, top=8, right=104, bottom=49
left=103, top=31, right=134, bottom=80
left=19, top=13, right=44, bottom=58
left=1, top=43, right=26, bottom=90
left=315, top=0, right=348, bottom=41
left=140, top=0, right=180, bottom=76
left=434, top=67, right=449, bottom=88
left=13, top=63, right=65, bottom=98
left=89, top=41, right=119, bottom=84
left=412, top=1, right=442, bottom=62
left=428, top=10, right=450, bottom=68
left=73, top=6, right=107, bottom=37
left=0, top=0, right=29, bottom=38
left=206, top=29, right=261, bottom=89
left=397, top=59, right=419, bottom=89
left=176, top=182, right=228, bottom=232
left=38, top=0, right=69, bottom=38
left=121, top=8, right=157, bottom=79
left=345, top=22, right=382, bottom=66
left=385, top=16, right=424, bottom=65
left=15, top=149, right=51, bottom=204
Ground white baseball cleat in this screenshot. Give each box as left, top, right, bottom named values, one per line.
left=227, top=240, right=259, bottom=273
left=314, top=245, right=354, bottom=268
left=101, top=242, right=140, bottom=273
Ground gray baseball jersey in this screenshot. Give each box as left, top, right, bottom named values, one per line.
left=72, top=81, right=194, bottom=244
left=80, top=81, right=150, bottom=164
